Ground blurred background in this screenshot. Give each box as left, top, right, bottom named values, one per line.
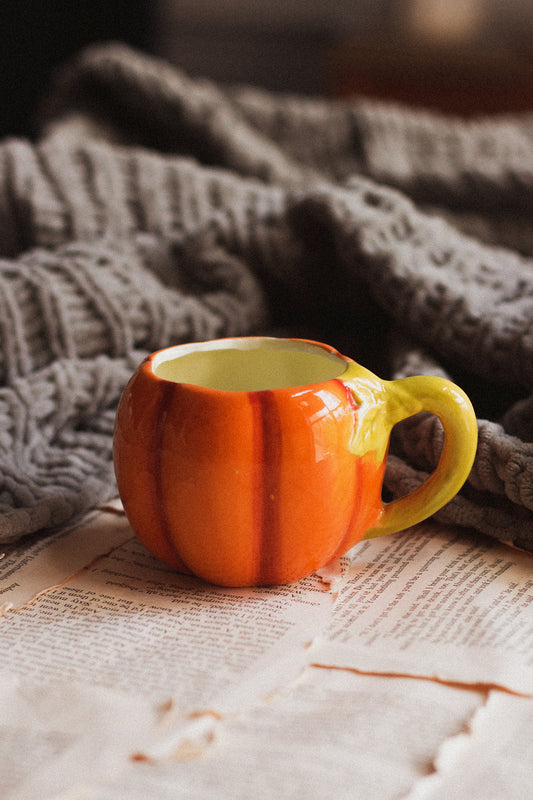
left=2, top=0, right=533, bottom=138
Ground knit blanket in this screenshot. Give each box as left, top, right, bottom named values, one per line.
left=1, top=42, right=533, bottom=553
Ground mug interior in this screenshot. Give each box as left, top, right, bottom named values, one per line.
left=152, top=338, right=347, bottom=391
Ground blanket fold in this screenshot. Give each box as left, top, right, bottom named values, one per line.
left=2, top=42, right=533, bottom=551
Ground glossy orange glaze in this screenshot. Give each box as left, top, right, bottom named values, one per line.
left=113, top=353, right=385, bottom=586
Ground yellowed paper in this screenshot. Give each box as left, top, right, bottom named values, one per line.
left=0, top=505, right=133, bottom=612
left=0, top=671, right=159, bottom=800
left=0, top=534, right=336, bottom=712
left=406, top=692, right=533, bottom=799
left=313, top=522, right=533, bottom=694
left=1, top=507, right=532, bottom=799
left=55, top=670, right=486, bottom=800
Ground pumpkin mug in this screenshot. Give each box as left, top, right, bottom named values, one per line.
left=113, top=337, right=477, bottom=587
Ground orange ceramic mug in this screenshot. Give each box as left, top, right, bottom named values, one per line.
left=113, top=337, right=478, bottom=587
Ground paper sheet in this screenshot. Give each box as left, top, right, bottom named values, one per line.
left=0, top=526, right=336, bottom=712
left=406, top=692, right=533, bottom=800
left=0, top=501, right=132, bottom=613
left=1, top=506, right=532, bottom=799
left=312, top=523, right=533, bottom=694
left=0, top=671, right=159, bottom=800
left=78, top=670, right=485, bottom=800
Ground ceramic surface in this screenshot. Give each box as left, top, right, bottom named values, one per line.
left=113, top=338, right=478, bottom=586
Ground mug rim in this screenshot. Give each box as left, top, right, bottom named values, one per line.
left=148, top=337, right=350, bottom=394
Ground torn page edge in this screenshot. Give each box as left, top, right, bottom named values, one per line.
left=138, top=709, right=222, bottom=763
left=1, top=536, right=135, bottom=614
left=133, top=661, right=317, bottom=763
left=309, top=662, right=533, bottom=698
left=97, top=499, right=126, bottom=516
left=400, top=689, right=493, bottom=800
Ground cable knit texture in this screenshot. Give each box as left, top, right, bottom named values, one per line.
left=1, top=42, right=533, bottom=551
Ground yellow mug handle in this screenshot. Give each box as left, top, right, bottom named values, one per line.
left=342, top=363, right=478, bottom=538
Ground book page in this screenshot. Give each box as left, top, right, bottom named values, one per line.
left=0, top=531, right=337, bottom=713
left=406, top=692, right=533, bottom=800
left=0, top=671, right=159, bottom=800
left=1, top=507, right=532, bottom=799
left=77, top=669, right=485, bottom=800
left=0, top=501, right=132, bottom=613
left=312, top=523, right=533, bottom=694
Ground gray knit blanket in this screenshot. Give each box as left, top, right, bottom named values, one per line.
left=1, top=42, right=533, bottom=553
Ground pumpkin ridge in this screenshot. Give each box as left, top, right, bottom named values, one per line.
left=249, top=390, right=284, bottom=585
left=152, top=382, right=194, bottom=574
